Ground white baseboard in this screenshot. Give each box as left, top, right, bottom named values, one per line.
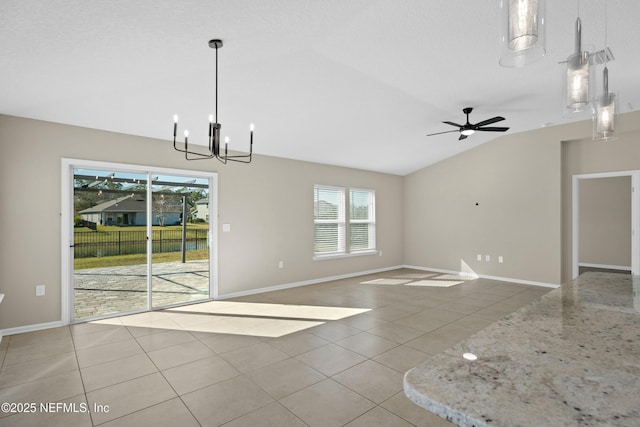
left=1, top=320, right=66, bottom=338
left=578, top=262, right=631, bottom=271
left=403, top=265, right=559, bottom=289
left=217, top=265, right=405, bottom=300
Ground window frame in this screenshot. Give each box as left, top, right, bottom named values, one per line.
left=349, top=188, right=376, bottom=253
left=313, top=184, right=377, bottom=260
left=313, top=185, right=346, bottom=256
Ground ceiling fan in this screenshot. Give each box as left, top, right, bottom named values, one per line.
left=427, top=107, right=509, bottom=140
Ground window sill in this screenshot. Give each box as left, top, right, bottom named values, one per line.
left=313, top=250, right=378, bottom=261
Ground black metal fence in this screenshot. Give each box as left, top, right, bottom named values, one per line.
left=74, top=229, right=208, bottom=258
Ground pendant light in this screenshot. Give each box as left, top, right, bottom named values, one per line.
left=173, top=39, right=254, bottom=163
left=562, top=0, right=594, bottom=116
left=499, top=0, right=546, bottom=67
left=593, top=0, right=618, bottom=141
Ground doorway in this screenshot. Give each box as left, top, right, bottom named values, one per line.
left=572, top=170, right=640, bottom=278
left=62, top=159, right=218, bottom=323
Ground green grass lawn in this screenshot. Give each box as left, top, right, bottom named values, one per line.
left=73, top=224, right=210, bottom=269
left=74, top=249, right=209, bottom=270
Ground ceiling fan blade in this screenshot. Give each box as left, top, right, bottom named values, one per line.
left=475, top=127, right=510, bottom=132
left=442, top=121, right=463, bottom=128
left=426, top=130, right=460, bottom=136
left=458, top=134, right=468, bottom=141
left=473, top=116, right=505, bottom=127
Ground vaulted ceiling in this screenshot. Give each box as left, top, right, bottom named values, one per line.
left=1, top=0, right=638, bottom=175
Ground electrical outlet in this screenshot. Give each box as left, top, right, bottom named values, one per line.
left=498, top=256, right=504, bottom=263
left=379, top=250, right=383, bottom=257
left=477, top=254, right=482, bottom=261
left=485, top=255, right=491, bottom=262
left=36, top=284, right=45, bottom=296
left=278, top=261, right=284, bottom=269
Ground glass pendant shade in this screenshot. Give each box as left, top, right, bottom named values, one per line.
left=593, top=67, right=618, bottom=141
left=562, top=17, right=594, bottom=116
left=565, top=52, right=592, bottom=110
left=499, top=0, right=546, bottom=67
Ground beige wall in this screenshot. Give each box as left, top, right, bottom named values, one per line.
left=0, top=115, right=404, bottom=330
left=561, top=115, right=640, bottom=281
left=3, top=110, right=640, bottom=331
left=404, top=111, right=640, bottom=286
left=578, top=176, right=632, bottom=268
left=403, top=125, right=563, bottom=285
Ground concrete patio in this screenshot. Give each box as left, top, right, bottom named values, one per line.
left=73, top=260, right=210, bottom=320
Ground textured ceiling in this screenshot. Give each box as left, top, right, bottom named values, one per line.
left=1, top=0, right=638, bottom=175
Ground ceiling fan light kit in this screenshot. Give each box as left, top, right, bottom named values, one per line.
left=499, top=0, right=546, bottom=68
left=172, top=39, right=254, bottom=163
left=426, top=107, right=510, bottom=141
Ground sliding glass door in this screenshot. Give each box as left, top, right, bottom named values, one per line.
left=151, top=173, right=210, bottom=308
left=69, top=163, right=215, bottom=322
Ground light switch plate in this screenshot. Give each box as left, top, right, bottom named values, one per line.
left=36, top=284, right=45, bottom=296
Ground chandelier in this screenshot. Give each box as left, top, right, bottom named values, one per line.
left=173, top=39, right=254, bottom=163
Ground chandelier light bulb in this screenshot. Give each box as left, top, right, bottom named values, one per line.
left=173, top=114, right=179, bottom=123
left=184, top=130, right=189, bottom=138
left=209, top=114, right=214, bottom=123
left=250, top=123, right=255, bottom=131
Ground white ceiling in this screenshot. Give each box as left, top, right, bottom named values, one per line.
left=1, top=0, right=638, bottom=175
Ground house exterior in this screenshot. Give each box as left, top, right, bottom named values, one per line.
left=194, top=197, right=209, bottom=222
left=79, top=195, right=182, bottom=226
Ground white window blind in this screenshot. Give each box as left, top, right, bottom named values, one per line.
left=349, top=188, right=376, bottom=251
left=314, top=185, right=345, bottom=255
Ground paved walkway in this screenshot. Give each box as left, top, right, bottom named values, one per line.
left=74, top=260, right=209, bottom=320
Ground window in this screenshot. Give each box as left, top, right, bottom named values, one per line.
left=314, top=185, right=345, bottom=255
left=314, top=185, right=376, bottom=258
left=349, top=188, right=376, bottom=252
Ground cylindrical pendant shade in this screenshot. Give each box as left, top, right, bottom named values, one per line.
left=499, top=0, right=546, bottom=67
left=593, top=68, right=618, bottom=141
left=565, top=52, right=591, bottom=110
left=561, top=16, right=594, bottom=117
left=596, top=95, right=616, bottom=133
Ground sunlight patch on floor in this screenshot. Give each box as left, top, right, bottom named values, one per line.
left=360, top=278, right=413, bottom=285
left=392, top=273, right=437, bottom=279
left=85, top=301, right=371, bottom=338
left=405, top=279, right=464, bottom=287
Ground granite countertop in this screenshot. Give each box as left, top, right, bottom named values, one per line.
left=404, top=272, right=640, bottom=427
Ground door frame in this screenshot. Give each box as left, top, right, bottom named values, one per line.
left=572, top=170, right=640, bottom=278
left=61, top=158, right=218, bottom=324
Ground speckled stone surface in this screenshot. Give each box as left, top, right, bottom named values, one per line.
left=404, top=272, right=640, bottom=427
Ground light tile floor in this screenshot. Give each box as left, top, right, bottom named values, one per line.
left=0, top=268, right=551, bottom=427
